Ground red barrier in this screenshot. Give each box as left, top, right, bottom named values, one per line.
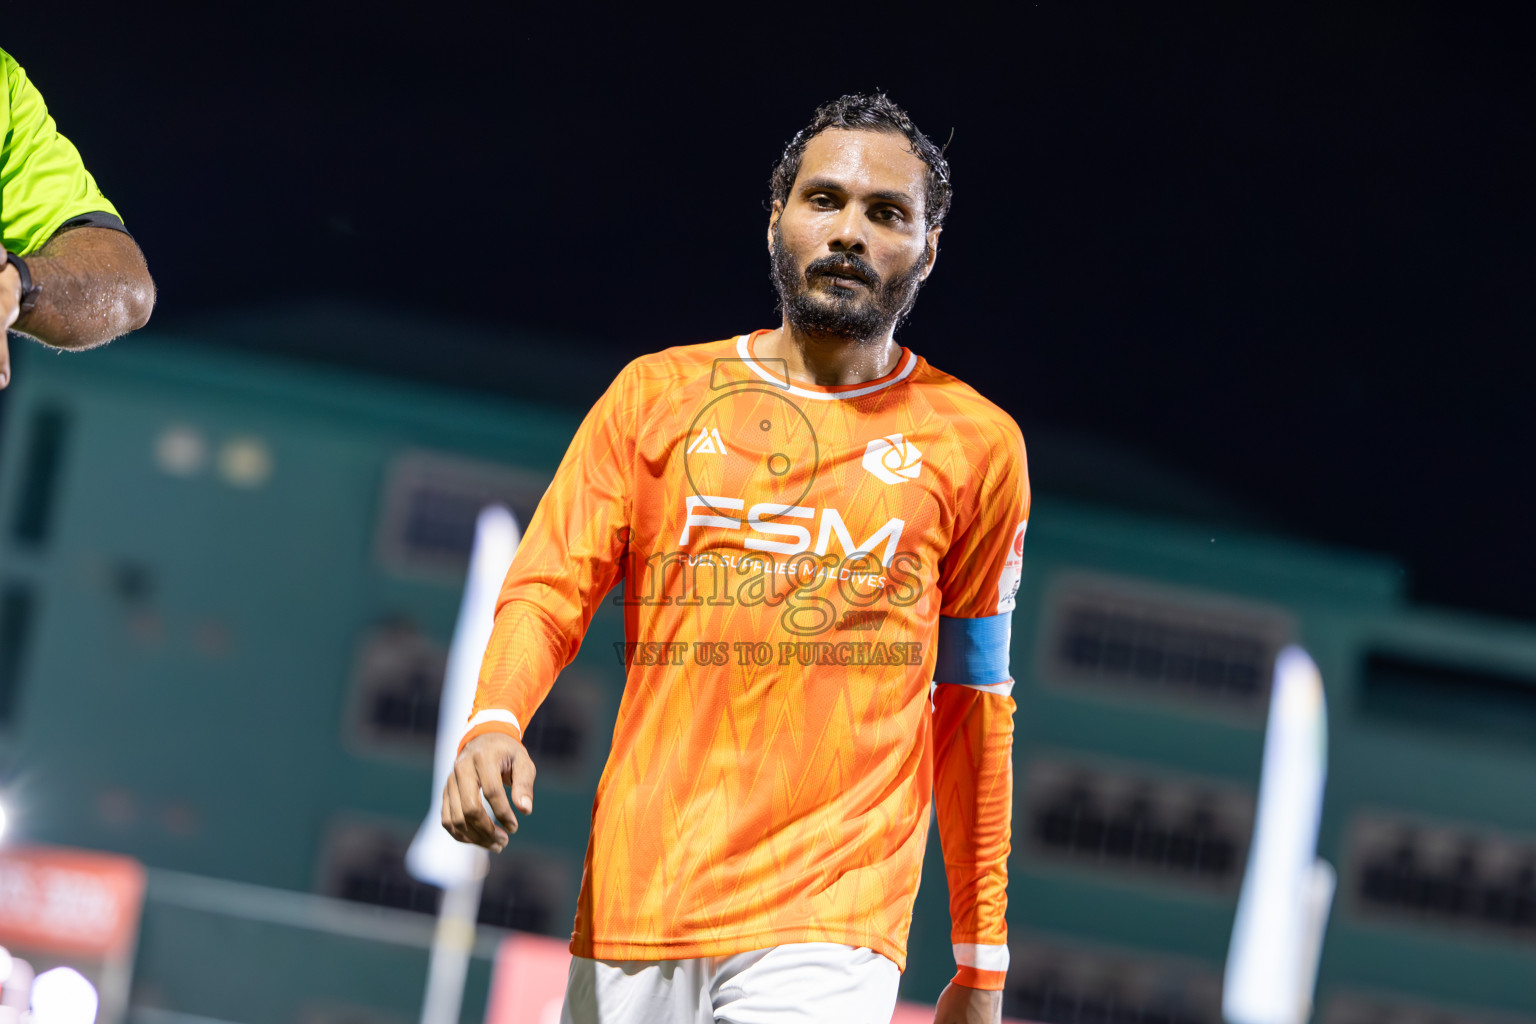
left=484, top=933, right=572, bottom=1024
left=0, top=845, right=145, bottom=959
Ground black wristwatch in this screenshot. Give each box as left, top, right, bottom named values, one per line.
left=5, top=250, right=40, bottom=316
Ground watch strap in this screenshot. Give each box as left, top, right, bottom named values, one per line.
left=5, top=251, right=40, bottom=316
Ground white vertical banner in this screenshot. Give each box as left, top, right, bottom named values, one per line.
left=1223, top=645, right=1333, bottom=1024
left=406, top=505, right=521, bottom=1024
left=407, top=504, right=522, bottom=889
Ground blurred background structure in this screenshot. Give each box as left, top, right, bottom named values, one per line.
left=2, top=4, right=1535, bottom=1023
left=3, top=311, right=1536, bottom=1023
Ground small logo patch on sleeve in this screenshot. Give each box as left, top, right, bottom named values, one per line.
left=996, top=520, right=1028, bottom=613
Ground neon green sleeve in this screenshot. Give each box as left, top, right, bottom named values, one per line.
left=0, top=49, right=123, bottom=256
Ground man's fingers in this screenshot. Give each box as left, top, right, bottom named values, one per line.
left=455, top=758, right=505, bottom=848
left=455, top=763, right=494, bottom=846
left=1, top=260, right=19, bottom=336
left=1, top=251, right=16, bottom=387
left=476, top=753, right=517, bottom=841
left=442, top=775, right=466, bottom=843
left=508, top=747, right=537, bottom=815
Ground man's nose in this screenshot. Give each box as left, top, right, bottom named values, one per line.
left=826, top=205, right=867, bottom=255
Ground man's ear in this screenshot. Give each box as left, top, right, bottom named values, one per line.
left=766, top=199, right=783, bottom=251
left=920, top=226, right=942, bottom=281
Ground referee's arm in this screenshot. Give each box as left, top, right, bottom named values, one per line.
left=0, top=50, right=154, bottom=388
left=3, top=225, right=153, bottom=354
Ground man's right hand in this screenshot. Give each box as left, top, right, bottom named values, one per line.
left=441, top=731, right=537, bottom=854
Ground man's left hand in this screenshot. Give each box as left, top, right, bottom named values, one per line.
left=933, top=981, right=1003, bottom=1024
left=0, top=249, right=19, bottom=388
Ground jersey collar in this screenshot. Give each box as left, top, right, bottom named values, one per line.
left=735, top=330, right=918, bottom=401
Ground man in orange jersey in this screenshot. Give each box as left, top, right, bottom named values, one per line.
left=443, top=93, right=1027, bottom=1024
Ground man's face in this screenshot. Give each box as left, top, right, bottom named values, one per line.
left=769, top=129, right=941, bottom=343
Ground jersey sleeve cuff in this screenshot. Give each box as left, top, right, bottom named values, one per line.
left=457, top=709, right=523, bottom=753
left=59, top=211, right=130, bottom=236
left=952, top=943, right=1009, bottom=990
left=952, top=965, right=1008, bottom=990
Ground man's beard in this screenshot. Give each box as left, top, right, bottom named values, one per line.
left=770, top=222, right=930, bottom=344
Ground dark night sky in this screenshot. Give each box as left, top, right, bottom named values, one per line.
left=6, top=5, right=1533, bottom=619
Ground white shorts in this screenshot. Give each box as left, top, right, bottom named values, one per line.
left=559, top=942, right=901, bottom=1024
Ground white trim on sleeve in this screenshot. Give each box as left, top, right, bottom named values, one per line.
left=936, top=678, right=1016, bottom=697
left=952, top=943, right=1010, bottom=972
left=463, top=709, right=522, bottom=743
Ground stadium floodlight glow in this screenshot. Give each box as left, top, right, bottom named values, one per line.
left=30, top=966, right=99, bottom=1024
left=0, top=946, right=13, bottom=985
left=1223, top=645, right=1333, bottom=1024
left=407, top=503, right=523, bottom=889
left=0, top=799, right=8, bottom=845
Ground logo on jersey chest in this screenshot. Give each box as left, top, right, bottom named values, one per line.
left=678, top=496, right=906, bottom=567
left=862, top=433, right=923, bottom=484
left=685, top=427, right=730, bottom=455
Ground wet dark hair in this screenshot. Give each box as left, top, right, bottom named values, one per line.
left=769, top=92, right=953, bottom=229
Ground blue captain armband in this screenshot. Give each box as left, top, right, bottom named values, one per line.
left=933, top=613, right=1014, bottom=696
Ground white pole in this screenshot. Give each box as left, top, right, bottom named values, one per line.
left=420, top=878, right=486, bottom=1024
left=1223, top=645, right=1331, bottom=1024
left=410, top=505, right=522, bottom=1024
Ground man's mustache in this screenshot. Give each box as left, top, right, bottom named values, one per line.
left=804, top=253, right=881, bottom=288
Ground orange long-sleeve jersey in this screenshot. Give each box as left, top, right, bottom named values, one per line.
left=463, top=330, right=1029, bottom=988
